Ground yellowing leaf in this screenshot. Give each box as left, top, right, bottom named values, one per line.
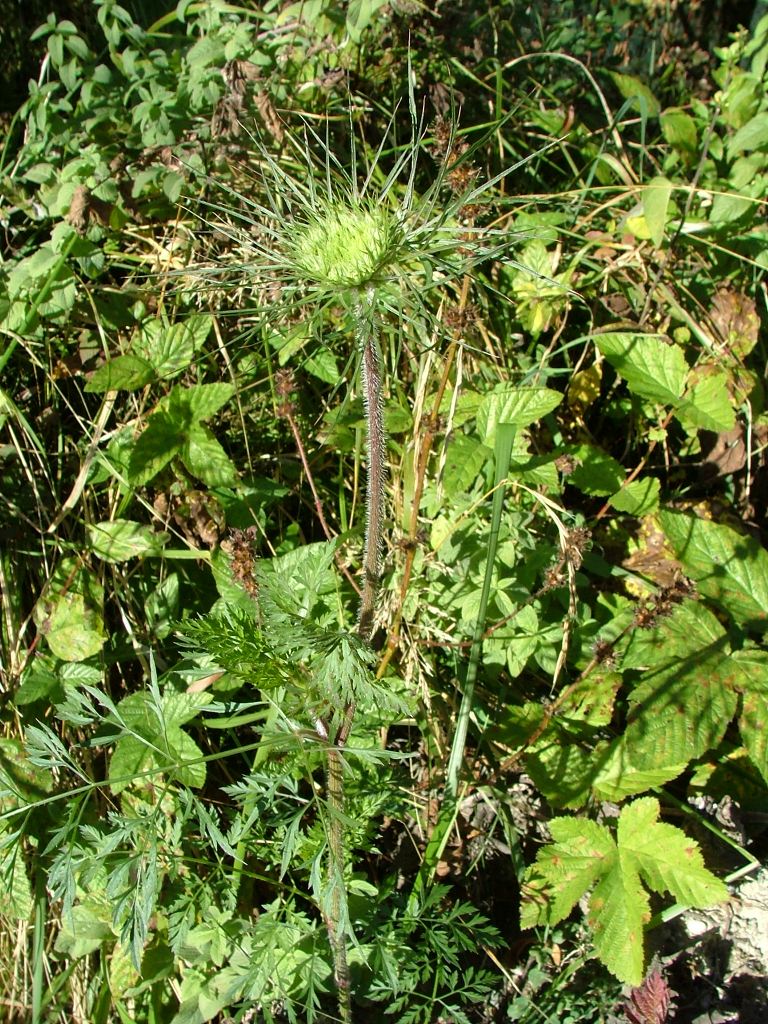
left=642, top=176, right=673, bottom=248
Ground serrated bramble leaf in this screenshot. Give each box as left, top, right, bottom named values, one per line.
left=676, top=371, right=736, bottom=432
left=526, top=739, right=596, bottom=809
left=595, top=333, right=687, bottom=406
left=618, top=797, right=728, bottom=907
left=476, top=386, right=562, bottom=443
left=162, top=690, right=213, bottom=728
left=109, top=735, right=154, bottom=793
left=521, top=816, right=614, bottom=926
left=566, top=443, right=625, bottom=496
left=559, top=671, right=622, bottom=727
left=622, top=601, right=738, bottom=769
left=164, top=382, right=234, bottom=423
left=128, top=411, right=183, bottom=485
left=522, top=798, right=726, bottom=986
left=609, top=477, right=660, bottom=516
left=731, top=648, right=768, bottom=783
left=588, top=853, right=649, bottom=985
left=660, top=510, right=768, bottom=630
left=134, top=314, right=211, bottom=380
left=592, top=738, right=687, bottom=801
left=0, top=826, right=33, bottom=920
left=165, top=728, right=206, bottom=789
left=660, top=107, right=698, bottom=155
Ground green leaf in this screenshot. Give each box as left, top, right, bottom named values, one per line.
left=676, top=371, right=736, bottom=432
left=88, top=519, right=168, bottom=562
left=526, top=739, right=595, bottom=809
left=346, top=0, right=389, bottom=41
left=161, top=690, right=213, bottom=729
left=595, top=333, right=687, bottom=405
left=643, top=176, right=673, bottom=248
left=729, top=111, right=768, bottom=154
left=0, top=737, right=53, bottom=807
left=660, top=510, right=768, bottom=630
left=621, top=600, right=739, bottom=769
left=523, top=798, right=726, bottom=986
left=476, top=386, right=562, bottom=444
left=165, top=382, right=237, bottom=421
left=520, top=816, right=615, bottom=928
left=108, top=691, right=212, bottom=793
left=592, top=739, right=687, bottom=801
left=0, top=826, right=33, bottom=920
left=134, top=314, right=212, bottom=380
left=183, top=425, right=238, bottom=487
left=128, top=411, right=183, bottom=485
left=442, top=434, right=491, bottom=497
left=588, top=850, right=649, bottom=985
left=54, top=900, right=115, bottom=957
left=108, top=734, right=155, bottom=794
left=85, top=354, right=154, bottom=393
left=619, top=797, right=729, bottom=907
left=566, top=443, right=625, bottom=496
left=34, top=591, right=106, bottom=662
left=303, top=346, right=339, bottom=384
left=609, top=477, right=660, bottom=516
left=660, top=107, right=698, bottom=155
left=731, top=648, right=768, bottom=783
left=607, top=72, right=660, bottom=116
left=165, top=727, right=206, bottom=789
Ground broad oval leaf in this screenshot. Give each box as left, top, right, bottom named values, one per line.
left=88, top=519, right=168, bottom=563
left=595, top=333, right=687, bottom=406
left=85, top=354, right=154, bottom=393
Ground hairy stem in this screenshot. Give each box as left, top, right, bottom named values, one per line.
left=325, top=744, right=352, bottom=1023
left=323, top=287, right=386, bottom=1024
left=356, top=287, right=386, bottom=643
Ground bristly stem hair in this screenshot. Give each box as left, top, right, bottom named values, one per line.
left=355, top=287, right=386, bottom=644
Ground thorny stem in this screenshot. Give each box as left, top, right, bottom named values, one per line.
left=323, top=286, right=386, bottom=1024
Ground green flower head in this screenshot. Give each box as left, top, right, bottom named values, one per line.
left=289, top=200, right=405, bottom=290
